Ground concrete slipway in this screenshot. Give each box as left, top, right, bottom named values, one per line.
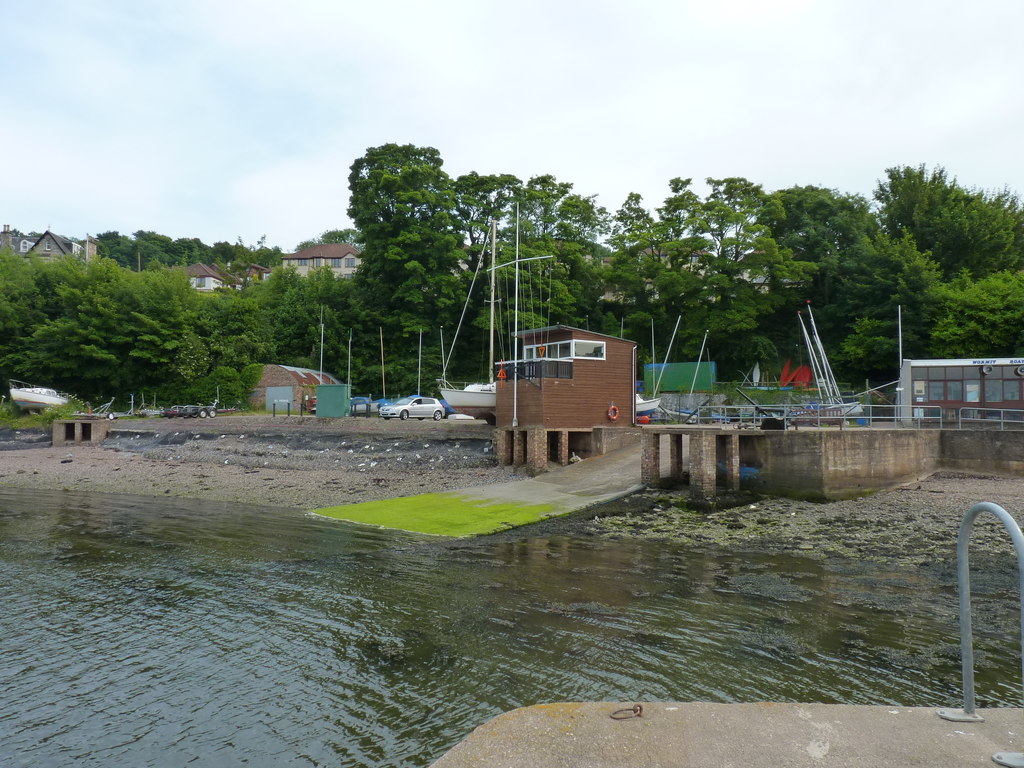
left=452, top=442, right=646, bottom=513
left=429, top=702, right=1024, bottom=767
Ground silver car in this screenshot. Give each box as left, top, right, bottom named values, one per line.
left=379, top=396, right=445, bottom=421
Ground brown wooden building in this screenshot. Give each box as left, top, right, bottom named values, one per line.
left=495, top=326, right=637, bottom=429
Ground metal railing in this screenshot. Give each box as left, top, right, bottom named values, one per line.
left=937, top=502, right=1024, bottom=767
left=958, top=407, right=1024, bottom=431
left=671, top=403, right=944, bottom=429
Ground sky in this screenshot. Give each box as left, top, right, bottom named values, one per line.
left=3, top=0, right=1023, bottom=252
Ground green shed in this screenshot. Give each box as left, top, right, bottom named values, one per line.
left=315, top=384, right=351, bottom=418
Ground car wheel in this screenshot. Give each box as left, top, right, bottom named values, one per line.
left=399, top=410, right=409, bottom=420
left=432, top=410, right=443, bottom=421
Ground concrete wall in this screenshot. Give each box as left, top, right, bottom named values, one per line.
left=742, top=430, right=941, bottom=500
left=939, top=431, right=1024, bottom=475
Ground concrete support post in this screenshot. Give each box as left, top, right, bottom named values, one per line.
left=689, top=431, right=716, bottom=502
left=512, top=430, right=526, bottom=465
left=723, top=433, right=740, bottom=491
left=527, top=429, right=547, bottom=472
left=641, top=429, right=661, bottom=484
left=493, top=429, right=511, bottom=466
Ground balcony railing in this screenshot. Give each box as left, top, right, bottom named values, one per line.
left=495, top=359, right=573, bottom=381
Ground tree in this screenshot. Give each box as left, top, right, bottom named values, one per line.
left=348, top=143, right=465, bottom=345
left=294, top=228, right=364, bottom=252
left=836, top=233, right=942, bottom=379
left=874, top=165, right=1024, bottom=280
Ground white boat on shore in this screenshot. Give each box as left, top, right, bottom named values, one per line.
left=9, top=380, right=70, bottom=411
left=439, top=381, right=496, bottom=424
left=636, top=394, right=660, bottom=418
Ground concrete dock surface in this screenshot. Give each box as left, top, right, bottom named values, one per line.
left=429, top=701, right=1024, bottom=767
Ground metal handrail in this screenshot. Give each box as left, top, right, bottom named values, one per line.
left=937, top=502, right=1024, bottom=767
left=958, top=407, right=1024, bottom=431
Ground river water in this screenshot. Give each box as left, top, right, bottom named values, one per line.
left=1, top=487, right=1020, bottom=767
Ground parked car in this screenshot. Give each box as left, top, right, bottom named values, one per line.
left=379, top=396, right=445, bottom=421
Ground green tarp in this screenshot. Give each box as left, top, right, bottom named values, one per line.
left=642, top=362, right=716, bottom=394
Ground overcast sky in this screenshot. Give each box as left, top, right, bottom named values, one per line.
left=3, top=0, right=1022, bottom=252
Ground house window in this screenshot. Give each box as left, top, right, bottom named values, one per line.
left=572, top=340, right=605, bottom=359
left=1005, top=380, right=1021, bottom=401
left=928, top=381, right=944, bottom=401
left=345, top=257, right=356, bottom=268
left=20, top=241, right=29, bottom=252
left=986, top=379, right=1004, bottom=402
left=965, top=382, right=981, bottom=402
left=297, top=259, right=309, bottom=267
left=331, top=258, right=342, bottom=267
left=947, top=381, right=963, bottom=401
left=44, top=241, right=52, bottom=251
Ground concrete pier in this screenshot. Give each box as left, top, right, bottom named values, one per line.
left=429, top=701, right=1024, bottom=767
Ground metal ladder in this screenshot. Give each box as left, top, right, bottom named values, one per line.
left=937, top=502, right=1024, bottom=767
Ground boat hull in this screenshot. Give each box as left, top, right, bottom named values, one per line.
left=440, top=385, right=496, bottom=424
left=11, top=387, right=69, bottom=410
left=636, top=395, right=661, bottom=417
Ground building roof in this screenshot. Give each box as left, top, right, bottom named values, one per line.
left=274, top=364, right=340, bottom=385
left=185, top=263, right=226, bottom=279
left=284, top=242, right=361, bottom=260
left=515, top=325, right=636, bottom=344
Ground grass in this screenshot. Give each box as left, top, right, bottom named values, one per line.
left=313, top=492, right=557, bottom=537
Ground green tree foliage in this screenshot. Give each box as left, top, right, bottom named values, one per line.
left=8, top=155, right=1024, bottom=402
left=929, top=271, right=1024, bottom=358
left=294, top=228, right=364, bottom=252
left=875, top=165, right=1024, bottom=280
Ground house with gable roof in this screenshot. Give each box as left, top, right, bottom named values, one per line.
left=1, top=225, right=96, bottom=262
left=280, top=242, right=361, bottom=278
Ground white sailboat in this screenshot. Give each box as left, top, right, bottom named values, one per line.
left=439, top=219, right=499, bottom=423
left=9, top=380, right=70, bottom=411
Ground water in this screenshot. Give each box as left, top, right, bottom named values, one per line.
left=1, top=488, right=1021, bottom=767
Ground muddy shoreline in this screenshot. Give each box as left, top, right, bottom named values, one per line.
left=2, top=417, right=1022, bottom=569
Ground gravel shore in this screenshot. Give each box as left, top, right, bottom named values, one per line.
left=3, top=415, right=1022, bottom=569
left=0, top=416, right=526, bottom=509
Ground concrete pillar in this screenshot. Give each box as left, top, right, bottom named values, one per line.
left=723, top=433, right=740, bottom=491
left=641, top=429, right=661, bottom=484
left=527, top=428, right=547, bottom=472
left=557, top=431, right=570, bottom=465
left=513, top=430, right=526, bottom=465
left=689, top=431, right=716, bottom=501
left=494, top=429, right=511, bottom=465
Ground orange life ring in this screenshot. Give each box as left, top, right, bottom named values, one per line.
left=607, top=404, right=619, bottom=421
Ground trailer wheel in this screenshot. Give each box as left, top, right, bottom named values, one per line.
left=198, top=408, right=209, bottom=418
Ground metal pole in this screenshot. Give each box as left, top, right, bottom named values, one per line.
left=417, top=328, right=422, bottom=394
left=513, top=204, right=519, bottom=427
left=689, top=328, right=708, bottom=397
left=489, top=218, right=497, bottom=384
left=379, top=326, right=386, bottom=399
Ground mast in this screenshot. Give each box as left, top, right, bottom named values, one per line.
left=488, top=218, right=497, bottom=384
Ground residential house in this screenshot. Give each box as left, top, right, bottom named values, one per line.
left=1, top=225, right=96, bottom=261
left=185, top=263, right=271, bottom=291
left=185, top=263, right=235, bottom=291
left=280, top=242, right=361, bottom=278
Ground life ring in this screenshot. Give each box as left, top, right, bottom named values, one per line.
left=607, top=404, right=619, bottom=421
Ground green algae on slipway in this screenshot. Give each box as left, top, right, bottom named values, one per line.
left=313, top=492, right=556, bottom=536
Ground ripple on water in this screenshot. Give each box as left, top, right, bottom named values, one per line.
left=0, top=486, right=1019, bottom=767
